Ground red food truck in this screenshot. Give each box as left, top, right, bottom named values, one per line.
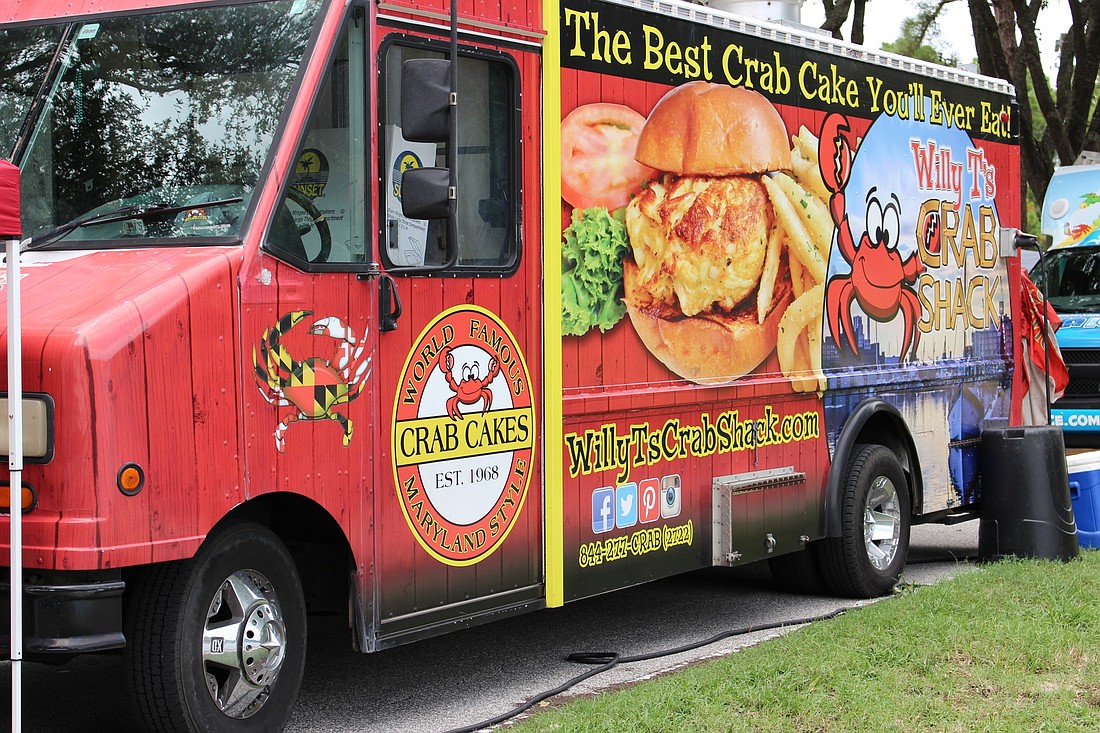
left=0, top=0, right=1035, bottom=729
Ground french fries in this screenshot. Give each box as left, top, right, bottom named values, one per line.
left=763, top=175, right=827, bottom=284
left=790, top=152, right=830, bottom=204
left=791, top=125, right=831, bottom=203
left=791, top=125, right=819, bottom=162
left=758, top=126, right=843, bottom=394
left=757, top=224, right=784, bottom=324
left=778, top=285, right=824, bottom=392
left=769, top=172, right=831, bottom=257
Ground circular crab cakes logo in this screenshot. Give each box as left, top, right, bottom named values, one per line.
left=392, top=306, right=535, bottom=566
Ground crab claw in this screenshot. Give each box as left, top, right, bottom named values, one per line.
left=439, top=345, right=455, bottom=372
left=309, top=316, right=348, bottom=340
left=819, top=113, right=854, bottom=195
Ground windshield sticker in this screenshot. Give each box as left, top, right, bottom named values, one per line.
left=76, top=24, right=100, bottom=40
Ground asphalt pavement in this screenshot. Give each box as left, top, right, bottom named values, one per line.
left=0, top=521, right=983, bottom=733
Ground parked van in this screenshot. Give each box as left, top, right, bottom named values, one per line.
left=1036, top=164, right=1100, bottom=445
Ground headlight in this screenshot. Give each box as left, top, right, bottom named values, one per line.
left=0, top=393, right=55, bottom=462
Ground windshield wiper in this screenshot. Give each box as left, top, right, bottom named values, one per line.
left=24, top=197, right=244, bottom=251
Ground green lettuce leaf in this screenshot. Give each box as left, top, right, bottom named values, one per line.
left=561, top=206, right=631, bottom=336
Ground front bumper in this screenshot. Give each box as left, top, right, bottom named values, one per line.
left=0, top=570, right=125, bottom=657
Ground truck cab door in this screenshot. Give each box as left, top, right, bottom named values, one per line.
left=241, top=15, right=378, bottom=619
left=371, top=37, right=545, bottom=646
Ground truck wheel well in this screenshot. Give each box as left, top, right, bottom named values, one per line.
left=227, top=494, right=355, bottom=616
left=122, top=495, right=354, bottom=621
left=859, top=412, right=916, bottom=477
left=824, top=399, right=922, bottom=537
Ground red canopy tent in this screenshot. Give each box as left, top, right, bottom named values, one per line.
left=0, top=161, right=18, bottom=236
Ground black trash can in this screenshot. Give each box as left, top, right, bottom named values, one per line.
left=978, top=425, right=1079, bottom=562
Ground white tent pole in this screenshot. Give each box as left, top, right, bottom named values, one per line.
left=7, top=233, right=23, bottom=733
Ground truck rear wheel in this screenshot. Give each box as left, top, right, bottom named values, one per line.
left=820, top=444, right=910, bottom=598
left=125, top=523, right=307, bottom=732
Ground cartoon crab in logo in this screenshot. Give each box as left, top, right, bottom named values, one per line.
left=253, top=310, right=372, bottom=452
left=820, top=113, right=925, bottom=361
left=435, top=345, right=500, bottom=420
left=1064, top=222, right=1095, bottom=244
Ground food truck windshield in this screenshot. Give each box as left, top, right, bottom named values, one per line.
left=0, top=0, right=321, bottom=246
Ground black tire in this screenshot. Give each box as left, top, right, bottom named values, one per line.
left=820, top=444, right=911, bottom=598
left=124, top=523, right=307, bottom=733
left=768, top=545, right=828, bottom=595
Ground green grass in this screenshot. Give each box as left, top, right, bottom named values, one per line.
left=509, top=551, right=1100, bottom=733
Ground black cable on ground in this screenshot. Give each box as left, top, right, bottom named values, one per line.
left=440, top=607, right=849, bottom=733
left=904, top=553, right=980, bottom=564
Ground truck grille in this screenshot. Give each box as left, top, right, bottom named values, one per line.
left=1066, top=378, right=1100, bottom=397
left=1062, top=349, right=1100, bottom=366
left=1060, top=348, right=1100, bottom=400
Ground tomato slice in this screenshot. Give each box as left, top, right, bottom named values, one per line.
left=561, top=103, right=656, bottom=211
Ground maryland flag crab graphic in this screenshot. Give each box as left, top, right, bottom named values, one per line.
left=254, top=310, right=372, bottom=452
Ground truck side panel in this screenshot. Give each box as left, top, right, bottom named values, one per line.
left=553, top=0, right=1019, bottom=602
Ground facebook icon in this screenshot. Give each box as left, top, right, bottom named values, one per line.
left=591, top=487, right=614, bottom=533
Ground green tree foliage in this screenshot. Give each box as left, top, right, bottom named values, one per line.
left=880, top=1, right=960, bottom=65
left=816, top=1, right=1097, bottom=228
left=967, top=0, right=1100, bottom=218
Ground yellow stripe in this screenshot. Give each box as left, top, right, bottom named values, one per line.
left=393, top=408, right=536, bottom=466
left=542, top=0, right=565, bottom=609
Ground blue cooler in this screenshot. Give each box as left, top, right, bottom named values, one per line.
left=1066, top=451, right=1100, bottom=549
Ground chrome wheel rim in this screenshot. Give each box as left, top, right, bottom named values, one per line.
left=201, top=570, right=287, bottom=719
left=863, top=475, right=902, bottom=571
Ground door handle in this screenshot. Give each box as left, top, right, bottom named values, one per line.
left=380, top=273, right=402, bottom=332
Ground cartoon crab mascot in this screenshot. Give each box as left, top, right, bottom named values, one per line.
left=435, top=345, right=501, bottom=420
left=819, top=113, right=925, bottom=362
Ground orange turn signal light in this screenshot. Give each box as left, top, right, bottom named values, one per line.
left=117, top=463, right=145, bottom=496
left=0, top=482, right=37, bottom=513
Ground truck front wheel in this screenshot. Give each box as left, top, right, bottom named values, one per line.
left=820, top=444, right=911, bottom=598
left=125, top=523, right=307, bottom=732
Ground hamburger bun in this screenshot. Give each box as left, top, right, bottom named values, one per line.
left=634, top=81, right=791, bottom=176
left=623, top=258, right=794, bottom=385
left=624, top=81, right=794, bottom=385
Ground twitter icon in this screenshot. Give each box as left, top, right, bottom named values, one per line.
left=616, top=483, right=638, bottom=529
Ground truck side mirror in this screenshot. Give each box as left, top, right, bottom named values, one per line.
left=401, top=58, right=451, bottom=143
left=396, top=47, right=458, bottom=269
left=401, top=167, right=452, bottom=220
left=398, top=61, right=453, bottom=221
